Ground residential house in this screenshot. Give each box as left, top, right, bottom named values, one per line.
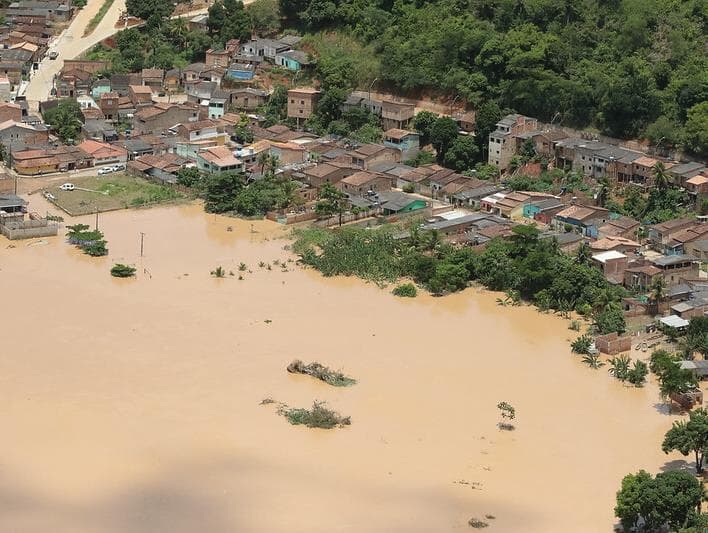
left=553, top=204, right=609, bottom=238
left=230, top=87, right=267, bottom=110
left=286, top=87, right=320, bottom=123
left=686, top=174, right=708, bottom=205
left=196, top=145, right=244, bottom=173
left=0, top=62, right=24, bottom=85
left=188, top=13, right=208, bottom=31
left=115, top=138, right=154, bottom=160
left=98, top=91, right=120, bottom=120
left=175, top=119, right=225, bottom=143
left=63, top=60, right=108, bottom=75
left=182, top=63, right=206, bottom=85
left=381, top=100, right=415, bottom=131
left=77, top=139, right=128, bottom=166
left=164, top=69, right=180, bottom=92
left=496, top=191, right=556, bottom=219
left=624, top=264, right=663, bottom=291
left=141, top=68, right=164, bottom=92
left=128, top=153, right=192, bottom=184
left=302, top=162, right=356, bottom=189
left=207, top=90, right=228, bottom=119
left=650, top=254, right=699, bottom=286
left=454, top=110, right=476, bottom=133
left=225, top=63, right=254, bottom=81
left=598, top=216, right=640, bottom=240
left=234, top=139, right=271, bottom=166
left=661, top=223, right=708, bottom=256
left=648, top=218, right=700, bottom=252
left=349, top=143, right=400, bottom=170
left=336, top=170, right=391, bottom=197
left=421, top=213, right=511, bottom=243
left=590, top=236, right=641, bottom=254
left=487, top=114, right=538, bottom=171
left=12, top=145, right=92, bottom=175
left=269, top=141, right=307, bottom=165
left=201, top=65, right=226, bottom=85
left=451, top=184, right=502, bottom=209
left=383, top=129, right=419, bottom=161
left=56, top=68, right=92, bottom=97
left=0, top=119, right=47, bottom=150
left=685, top=240, right=708, bottom=264
left=109, top=73, right=141, bottom=97
left=274, top=50, right=310, bottom=71
left=0, top=102, right=21, bottom=122
left=669, top=161, right=706, bottom=187
left=631, top=156, right=661, bottom=188
left=205, top=48, right=232, bottom=68
left=0, top=77, right=12, bottom=100
left=128, top=85, right=153, bottom=107
left=240, top=38, right=290, bottom=60
left=6, top=1, right=70, bottom=21
left=522, top=197, right=565, bottom=224
left=132, top=103, right=199, bottom=135
left=591, top=250, right=629, bottom=284
left=91, top=78, right=111, bottom=99
left=376, top=191, right=428, bottom=215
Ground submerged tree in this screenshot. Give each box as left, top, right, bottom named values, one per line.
left=662, top=408, right=708, bottom=474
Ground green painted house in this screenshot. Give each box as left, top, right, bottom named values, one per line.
left=378, top=191, right=427, bottom=215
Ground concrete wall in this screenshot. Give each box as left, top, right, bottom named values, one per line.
left=0, top=219, right=58, bottom=239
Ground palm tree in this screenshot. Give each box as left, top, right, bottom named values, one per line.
left=171, top=18, right=189, bottom=51
left=608, top=354, right=631, bottom=382
left=575, top=241, right=591, bottom=265
left=425, top=229, right=441, bottom=254
left=651, top=276, right=667, bottom=313
left=653, top=162, right=670, bottom=191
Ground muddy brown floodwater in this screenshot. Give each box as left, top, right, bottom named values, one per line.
left=0, top=201, right=688, bottom=532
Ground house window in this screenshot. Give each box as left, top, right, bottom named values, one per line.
left=300, top=100, right=304, bottom=104
left=290, top=99, right=294, bottom=103
left=299, top=110, right=303, bottom=114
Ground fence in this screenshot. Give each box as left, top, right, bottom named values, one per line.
left=266, top=210, right=319, bottom=225
left=0, top=218, right=58, bottom=240
left=315, top=208, right=383, bottom=227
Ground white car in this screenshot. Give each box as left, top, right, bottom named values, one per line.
left=59, top=183, right=74, bottom=191
left=44, top=191, right=56, bottom=200
left=98, top=167, right=113, bottom=175
left=111, top=164, right=125, bottom=172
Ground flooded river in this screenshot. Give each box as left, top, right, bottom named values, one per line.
left=0, top=201, right=685, bottom=532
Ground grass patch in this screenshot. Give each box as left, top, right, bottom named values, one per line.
left=66, top=223, right=108, bottom=256
left=50, top=174, right=182, bottom=215
left=278, top=401, right=351, bottom=429
left=287, top=359, right=356, bottom=387
left=83, top=0, right=116, bottom=36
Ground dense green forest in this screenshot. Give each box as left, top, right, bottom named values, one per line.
left=281, top=0, right=707, bottom=148
left=99, top=0, right=707, bottom=156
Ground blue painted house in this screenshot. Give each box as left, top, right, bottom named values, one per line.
left=552, top=205, right=609, bottom=238
left=383, top=129, right=420, bottom=161
left=226, top=63, right=255, bottom=81
left=274, top=50, right=310, bottom=71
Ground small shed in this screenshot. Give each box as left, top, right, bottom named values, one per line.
left=680, top=360, right=708, bottom=380
left=659, top=314, right=690, bottom=331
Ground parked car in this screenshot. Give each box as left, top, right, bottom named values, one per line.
left=98, top=167, right=113, bottom=175
left=59, top=183, right=74, bottom=191
left=44, top=191, right=56, bottom=200
left=48, top=51, right=58, bottom=60
left=111, top=164, right=125, bottom=172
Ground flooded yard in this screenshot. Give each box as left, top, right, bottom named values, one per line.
left=0, top=201, right=686, bottom=532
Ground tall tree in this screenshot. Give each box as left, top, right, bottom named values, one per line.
left=662, top=408, right=708, bottom=474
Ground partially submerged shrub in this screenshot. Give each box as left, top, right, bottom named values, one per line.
left=497, top=401, right=516, bottom=430
left=468, top=518, right=489, bottom=528
left=571, top=335, right=593, bottom=354
left=110, top=263, right=136, bottom=277
left=279, top=401, right=351, bottom=429
left=392, top=283, right=417, bottom=297
left=211, top=266, right=226, bottom=278
left=569, top=320, right=581, bottom=331
left=287, top=359, right=356, bottom=387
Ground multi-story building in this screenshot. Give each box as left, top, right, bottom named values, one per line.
left=287, top=87, right=320, bottom=124
left=487, top=114, right=537, bottom=171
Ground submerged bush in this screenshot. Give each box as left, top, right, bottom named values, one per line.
left=392, top=283, right=417, bottom=297
left=287, top=360, right=356, bottom=386
left=279, top=401, right=351, bottom=429
left=110, top=263, right=136, bottom=277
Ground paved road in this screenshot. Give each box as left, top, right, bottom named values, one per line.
left=25, top=0, right=129, bottom=109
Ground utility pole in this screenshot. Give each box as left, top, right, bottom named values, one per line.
left=95, top=207, right=99, bottom=231
left=368, top=78, right=378, bottom=113
left=140, top=232, right=145, bottom=257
